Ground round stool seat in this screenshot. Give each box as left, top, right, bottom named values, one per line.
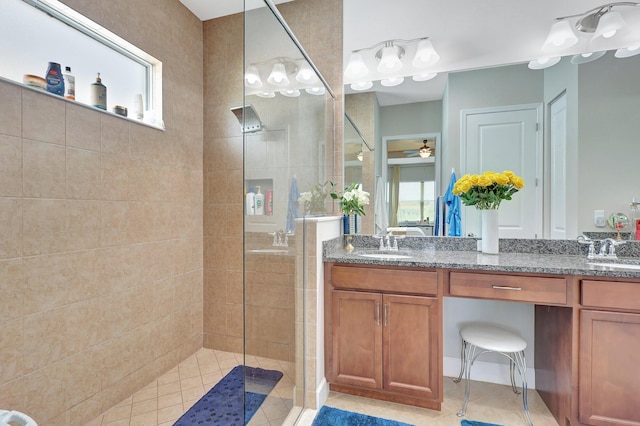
left=460, top=323, right=527, bottom=353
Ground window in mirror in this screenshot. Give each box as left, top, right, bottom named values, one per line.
left=396, top=181, right=435, bottom=225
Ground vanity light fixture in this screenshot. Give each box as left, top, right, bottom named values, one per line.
left=344, top=37, right=440, bottom=89
left=295, top=61, right=319, bottom=84
left=280, top=89, right=301, bottom=97
left=305, top=87, right=325, bottom=96
left=256, top=92, right=276, bottom=98
left=542, top=2, right=639, bottom=52
left=244, top=65, right=263, bottom=88
left=245, top=57, right=325, bottom=98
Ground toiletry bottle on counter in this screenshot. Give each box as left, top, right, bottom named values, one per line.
left=90, top=73, right=107, bottom=110
left=63, top=66, right=75, bottom=100
left=265, top=190, right=273, bottom=216
left=246, top=188, right=255, bottom=215
left=45, top=62, right=64, bottom=96
left=255, top=186, right=265, bottom=215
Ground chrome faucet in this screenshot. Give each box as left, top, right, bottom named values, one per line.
left=377, top=234, right=398, bottom=251
left=271, top=229, right=288, bottom=247
left=598, top=238, right=624, bottom=259
left=577, top=234, right=596, bottom=259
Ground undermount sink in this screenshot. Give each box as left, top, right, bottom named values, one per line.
left=359, top=253, right=413, bottom=260
left=587, top=262, right=640, bottom=271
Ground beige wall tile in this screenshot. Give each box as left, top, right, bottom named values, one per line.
left=0, top=134, right=22, bottom=197
left=101, top=114, right=129, bottom=155
left=23, top=139, right=66, bottom=198
left=22, top=198, right=67, bottom=256
left=23, top=307, right=68, bottom=373
left=0, top=317, right=24, bottom=385
left=66, top=103, right=101, bottom=151
left=0, top=198, right=22, bottom=259
left=0, top=81, right=22, bottom=137
left=22, top=90, right=66, bottom=145
left=66, top=147, right=102, bottom=199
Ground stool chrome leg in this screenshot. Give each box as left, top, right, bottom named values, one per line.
left=456, top=343, right=476, bottom=417
left=509, top=358, right=521, bottom=394
left=513, top=350, right=533, bottom=426
left=453, top=339, right=467, bottom=383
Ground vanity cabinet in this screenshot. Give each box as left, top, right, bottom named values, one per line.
left=325, top=264, right=442, bottom=410
left=579, top=280, right=640, bottom=426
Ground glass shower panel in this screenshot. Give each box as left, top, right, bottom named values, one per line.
left=243, top=2, right=334, bottom=425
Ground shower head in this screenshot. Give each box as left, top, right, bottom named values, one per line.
left=230, top=105, right=262, bottom=133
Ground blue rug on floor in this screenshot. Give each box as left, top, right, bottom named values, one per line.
left=312, top=406, right=413, bottom=426
left=461, top=420, right=502, bottom=426
left=173, top=365, right=283, bottom=426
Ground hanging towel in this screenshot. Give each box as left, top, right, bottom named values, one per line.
left=286, top=176, right=300, bottom=234
left=374, top=176, right=389, bottom=235
left=444, top=171, right=462, bottom=236
left=434, top=196, right=440, bottom=236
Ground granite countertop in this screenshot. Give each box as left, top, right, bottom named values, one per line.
left=324, top=236, right=640, bottom=279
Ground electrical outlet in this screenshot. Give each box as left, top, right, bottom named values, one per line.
left=594, top=210, right=606, bottom=227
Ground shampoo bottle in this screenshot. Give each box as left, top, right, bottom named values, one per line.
left=265, top=190, right=273, bottom=216
left=63, top=66, right=75, bottom=100
left=45, top=62, right=64, bottom=96
left=90, top=73, right=107, bottom=110
left=255, top=186, right=265, bottom=215
left=246, top=188, right=255, bottom=215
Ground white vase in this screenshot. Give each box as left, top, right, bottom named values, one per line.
left=481, top=209, right=499, bottom=254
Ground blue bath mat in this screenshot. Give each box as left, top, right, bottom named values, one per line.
left=461, top=420, right=502, bottom=426
left=173, top=365, right=283, bottom=425
left=312, top=406, right=413, bottom=426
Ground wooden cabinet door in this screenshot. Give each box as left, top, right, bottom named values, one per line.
left=579, top=310, right=640, bottom=426
left=383, top=294, right=440, bottom=399
left=331, top=290, right=383, bottom=390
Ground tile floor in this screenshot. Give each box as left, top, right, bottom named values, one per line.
left=88, top=348, right=558, bottom=426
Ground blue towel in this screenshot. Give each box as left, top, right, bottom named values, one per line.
left=434, top=196, right=440, bottom=236
left=444, top=171, right=462, bottom=237
left=286, top=176, right=300, bottom=234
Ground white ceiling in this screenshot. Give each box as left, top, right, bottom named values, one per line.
left=179, top=0, right=640, bottom=106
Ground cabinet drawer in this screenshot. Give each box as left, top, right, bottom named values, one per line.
left=449, top=272, right=567, bottom=305
left=582, top=280, right=640, bottom=311
left=331, top=266, right=438, bottom=296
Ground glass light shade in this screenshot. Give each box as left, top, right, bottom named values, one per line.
left=615, top=44, right=640, bottom=58
left=244, top=65, right=262, bottom=88
left=267, top=63, right=290, bottom=86
left=412, top=72, right=438, bottom=82
left=528, top=56, right=561, bottom=70
left=295, top=62, right=319, bottom=84
left=542, top=20, right=579, bottom=52
left=411, top=39, right=440, bottom=68
left=377, top=46, right=403, bottom=74
left=350, top=81, right=373, bottom=91
left=344, top=52, right=369, bottom=79
left=380, top=76, right=404, bottom=87
left=256, top=92, right=275, bottom=98
left=570, top=51, right=606, bottom=64
left=305, top=87, right=326, bottom=96
left=594, top=11, right=625, bottom=39
left=356, top=151, right=363, bottom=162
left=280, top=89, right=300, bottom=97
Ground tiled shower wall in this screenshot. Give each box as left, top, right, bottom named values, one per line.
left=202, top=0, right=343, bottom=356
left=0, top=1, right=204, bottom=424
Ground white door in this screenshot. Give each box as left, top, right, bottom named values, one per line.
left=461, top=104, right=542, bottom=239
left=549, top=94, right=567, bottom=239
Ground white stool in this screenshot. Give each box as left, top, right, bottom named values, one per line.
left=453, top=323, right=533, bottom=426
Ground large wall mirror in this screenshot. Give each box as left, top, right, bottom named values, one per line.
left=345, top=51, right=640, bottom=239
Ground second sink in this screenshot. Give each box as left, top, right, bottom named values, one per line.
left=359, top=253, right=413, bottom=260
left=587, top=262, right=640, bottom=271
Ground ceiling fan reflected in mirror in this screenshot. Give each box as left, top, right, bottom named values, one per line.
left=405, top=140, right=434, bottom=158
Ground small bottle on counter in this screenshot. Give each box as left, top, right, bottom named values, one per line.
left=246, top=188, right=255, bottom=215
left=90, top=73, right=107, bottom=110
left=63, top=66, right=75, bottom=100
left=45, top=62, right=64, bottom=96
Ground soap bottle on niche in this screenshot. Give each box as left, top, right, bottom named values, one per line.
left=45, top=62, right=64, bottom=96
left=255, top=186, right=265, bottom=215
left=246, top=188, right=255, bottom=215
left=90, top=73, right=107, bottom=110
left=63, top=66, right=75, bottom=100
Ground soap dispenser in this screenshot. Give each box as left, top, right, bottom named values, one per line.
left=90, top=73, right=107, bottom=110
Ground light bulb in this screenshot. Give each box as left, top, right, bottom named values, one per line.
left=594, top=10, right=625, bottom=40
left=244, top=66, right=262, bottom=88
left=296, top=62, right=319, bottom=84
left=412, top=72, right=437, bottom=82
left=380, top=77, right=404, bottom=87
left=377, top=45, right=403, bottom=74
left=267, top=63, right=290, bottom=86
left=350, top=81, right=373, bottom=91
left=412, top=39, right=440, bottom=68
left=542, top=20, right=578, bottom=52
left=344, top=52, right=369, bottom=79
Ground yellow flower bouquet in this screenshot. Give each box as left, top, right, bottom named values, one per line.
left=453, top=170, right=524, bottom=210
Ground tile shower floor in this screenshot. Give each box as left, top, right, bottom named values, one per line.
left=88, top=348, right=558, bottom=426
